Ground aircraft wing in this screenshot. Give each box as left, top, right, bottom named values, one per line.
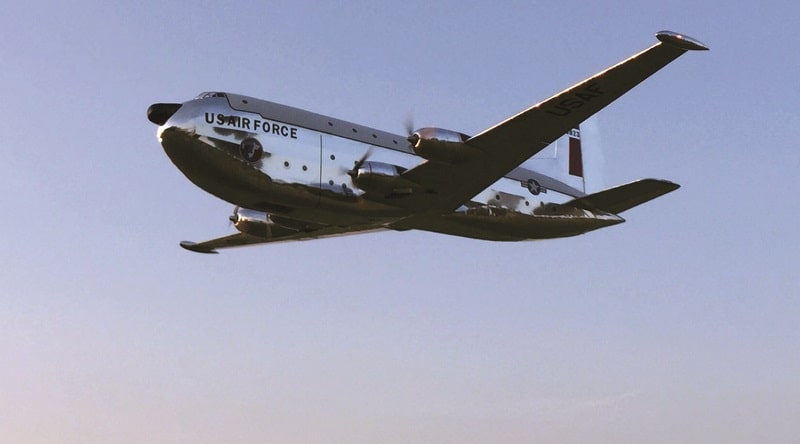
left=394, top=31, right=707, bottom=213
left=180, top=233, right=269, bottom=254
left=179, top=224, right=386, bottom=253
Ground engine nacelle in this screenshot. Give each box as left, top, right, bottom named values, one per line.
left=350, top=161, right=414, bottom=196
left=231, top=207, right=326, bottom=238
left=408, top=127, right=479, bottom=163
left=230, top=208, right=272, bottom=237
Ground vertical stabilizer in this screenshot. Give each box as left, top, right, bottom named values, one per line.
left=528, top=126, right=584, bottom=196
left=526, top=117, right=605, bottom=196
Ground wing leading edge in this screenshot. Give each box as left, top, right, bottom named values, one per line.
left=467, top=31, right=708, bottom=156
left=396, top=31, right=707, bottom=213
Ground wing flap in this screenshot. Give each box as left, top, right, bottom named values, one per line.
left=565, top=178, right=679, bottom=214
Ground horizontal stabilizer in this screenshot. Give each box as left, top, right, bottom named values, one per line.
left=566, top=179, right=679, bottom=214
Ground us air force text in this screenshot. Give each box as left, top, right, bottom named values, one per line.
left=205, top=113, right=298, bottom=139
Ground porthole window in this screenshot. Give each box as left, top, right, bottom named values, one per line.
left=283, top=161, right=290, bottom=167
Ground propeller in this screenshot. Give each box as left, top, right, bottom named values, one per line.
left=404, top=114, right=420, bottom=147
left=345, top=114, right=414, bottom=180
left=346, top=147, right=373, bottom=178
left=228, top=205, right=273, bottom=238
left=404, top=114, right=415, bottom=137
left=228, top=206, right=240, bottom=228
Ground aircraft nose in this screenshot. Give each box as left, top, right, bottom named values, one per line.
left=147, top=103, right=182, bottom=125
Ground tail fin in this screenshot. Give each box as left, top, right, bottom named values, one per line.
left=529, top=119, right=603, bottom=196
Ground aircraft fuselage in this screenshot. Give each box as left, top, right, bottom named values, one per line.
left=154, top=92, right=614, bottom=238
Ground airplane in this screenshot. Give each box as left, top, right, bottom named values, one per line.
left=147, top=31, right=707, bottom=253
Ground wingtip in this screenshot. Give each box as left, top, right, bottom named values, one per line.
left=655, top=178, right=681, bottom=191
left=179, top=241, right=219, bottom=254
left=656, top=31, right=709, bottom=51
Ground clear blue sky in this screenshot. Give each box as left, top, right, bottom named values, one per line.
left=2, top=1, right=798, bottom=442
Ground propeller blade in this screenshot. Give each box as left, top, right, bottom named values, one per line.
left=348, top=148, right=373, bottom=177
left=404, top=115, right=421, bottom=147
left=228, top=206, right=240, bottom=226
left=404, top=114, right=415, bottom=136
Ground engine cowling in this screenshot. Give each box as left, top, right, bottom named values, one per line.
left=408, top=127, right=479, bottom=163
left=231, top=207, right=327, bottom=238
left=230, top=208, right=272, bottom=237
left=350, top=161, right=414, bottom=196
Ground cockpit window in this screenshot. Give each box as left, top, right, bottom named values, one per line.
left=194, top=91, right=227, bottom=99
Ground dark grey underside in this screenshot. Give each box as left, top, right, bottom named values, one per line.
left=161, top=128, right=622, bottom=249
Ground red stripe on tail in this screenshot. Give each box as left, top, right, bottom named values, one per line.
left=569, top=129, right=583, bottom=177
